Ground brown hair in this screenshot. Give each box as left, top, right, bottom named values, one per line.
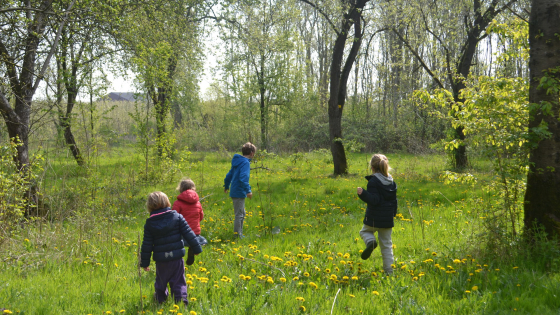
left=370, top=154, right=390, bottom=177
left=176, top=178, right=195, bottom=193
left=241, top=142, right=257, bottom=156
left=146, top=191, right=171, bottom=212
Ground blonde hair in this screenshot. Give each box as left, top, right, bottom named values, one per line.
left=146, top=191, right=171, bottom=212
left=176, top=178, right=195, bottom=193
left=241, top=142, right=257, bottom=156
left=370, top=154, right=390, bottom=177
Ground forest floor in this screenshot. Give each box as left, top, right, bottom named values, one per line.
left=1, top=149, right=559, bottom=314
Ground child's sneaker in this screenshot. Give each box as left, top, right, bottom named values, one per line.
left=186, top=247, right=195, bottom=265
left=361, top=240, right=378, bottom=260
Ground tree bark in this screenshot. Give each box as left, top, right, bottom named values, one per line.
left=58, top=31, right=85, bottom=166
left=523, top=0, right=560, bottom=239
left=328, top=0, right=369, bottom=175
left=259, top=54, right=268, bottom=150
left=61, top=87, right=84, bottom=166
left=150, top=55, right=178, bottom=157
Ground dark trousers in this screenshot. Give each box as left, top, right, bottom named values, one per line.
left=154, top=259, right=188, bottom=305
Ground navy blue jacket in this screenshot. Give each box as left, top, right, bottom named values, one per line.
left=224, top=154, right=252, bottom=198
left=358, top=175, right=398, bottom=228
left=140, top=207, right=202, bottom=268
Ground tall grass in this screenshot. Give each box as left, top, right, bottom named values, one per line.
left=0, top=151, right=558, bottom=314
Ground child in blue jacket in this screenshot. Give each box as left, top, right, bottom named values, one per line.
left=140, top=191, right=202, bottom=305
left=224, top=142, right=256, bottom=238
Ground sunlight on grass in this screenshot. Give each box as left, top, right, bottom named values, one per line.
left=0, top=151, right=558, bottom=314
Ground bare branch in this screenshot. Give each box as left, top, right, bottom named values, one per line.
left=298, top=0, right=340, bottom=36
left=392, top=28, right=445, bottom=89
left=0, top=6, right=55, bottom=14
left=32, top=0, right=77, bottom=93
left=504, top=4, right=528, bottom=23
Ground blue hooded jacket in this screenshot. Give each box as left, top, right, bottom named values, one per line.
left=224, top=154, right=252, bottom=198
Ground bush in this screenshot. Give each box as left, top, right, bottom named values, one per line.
left=0, top=141, right=44, bottom=243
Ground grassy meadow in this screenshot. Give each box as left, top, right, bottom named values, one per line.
left=1, top=149, right=559, bottom=314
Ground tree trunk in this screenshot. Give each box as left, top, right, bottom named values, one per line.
left=154, top=86, right=168, bottom=157
left=61, top=88, right=84, bottom=166
left=1, top=95, right=31, bottom=168
left=259, top=53, right=268, bottom=151
left=328, top=0, right=369, bottom=175
left=172, top=100, right=183, bottom=128
left=524, top=0, right=560, bottom=239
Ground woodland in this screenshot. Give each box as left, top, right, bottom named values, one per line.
left=0, top=0, right=560, bottom=313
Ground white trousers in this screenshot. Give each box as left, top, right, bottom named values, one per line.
left=359, top=224, right=394, bottom=274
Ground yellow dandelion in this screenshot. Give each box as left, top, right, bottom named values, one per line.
left=299, top=305, right=306, bottom=312
left=3, top=311, right=13, bottom=315
left=372, top=291, right=380, bottom=295
left=296, top=297, right=305, bottom=302
left=351, top=276, right=358, bottom=280
left=280, top=277, right=287, bottom=282
left=349, top=294, right=355, bottom=298
left=303, top=272, right=309, bottom=277
left=190, top=297, right=197, bottom=302
left=190, top=311, right=197, bottom=315
left=120, top=310, right=125, bottom=313
left=465, top=290, right=471, bottom=293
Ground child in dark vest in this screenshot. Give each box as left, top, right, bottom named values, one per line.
left=357, top=154, right=398, bottom=275
left=140, top=191, right=202, bottom=305
left=172, top=178, right=207, bottom=266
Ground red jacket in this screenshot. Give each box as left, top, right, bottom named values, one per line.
left=172, top=190, right=204, bottom=235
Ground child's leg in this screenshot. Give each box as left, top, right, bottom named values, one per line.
left=232, top=198, right=246, bottom=237
left=359, top=224, right=376, bottom=245
left=377, top=228, right=394, bottom=274
left=167, top=259, right=189, bottom=305
left=154, top=262, right=171, bottom=303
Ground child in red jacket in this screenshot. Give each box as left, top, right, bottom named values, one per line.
left=172, top=178, right=207, bottom=265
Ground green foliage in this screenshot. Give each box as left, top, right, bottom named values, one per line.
left=418, top=75, right=532, bottom=245
left=0, top=140, right=44, bottom=243
left=1, top=151, right=559, bottom=314
left=413, top=18, right=537, bottom=247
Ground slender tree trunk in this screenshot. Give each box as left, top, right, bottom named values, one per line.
left=61, top=87, right=84, bottom=166
left=524, top=0, right=560, bottom=239
left=172, top=100, right=183, bottom=128
left=328, top=0, right=369, bottom=175
left=259, top=54, right=268, bottom=150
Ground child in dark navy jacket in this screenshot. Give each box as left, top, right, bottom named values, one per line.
left=357, top=154, right=398, bottom=275
left=140, top=191, right=202, bottom=305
